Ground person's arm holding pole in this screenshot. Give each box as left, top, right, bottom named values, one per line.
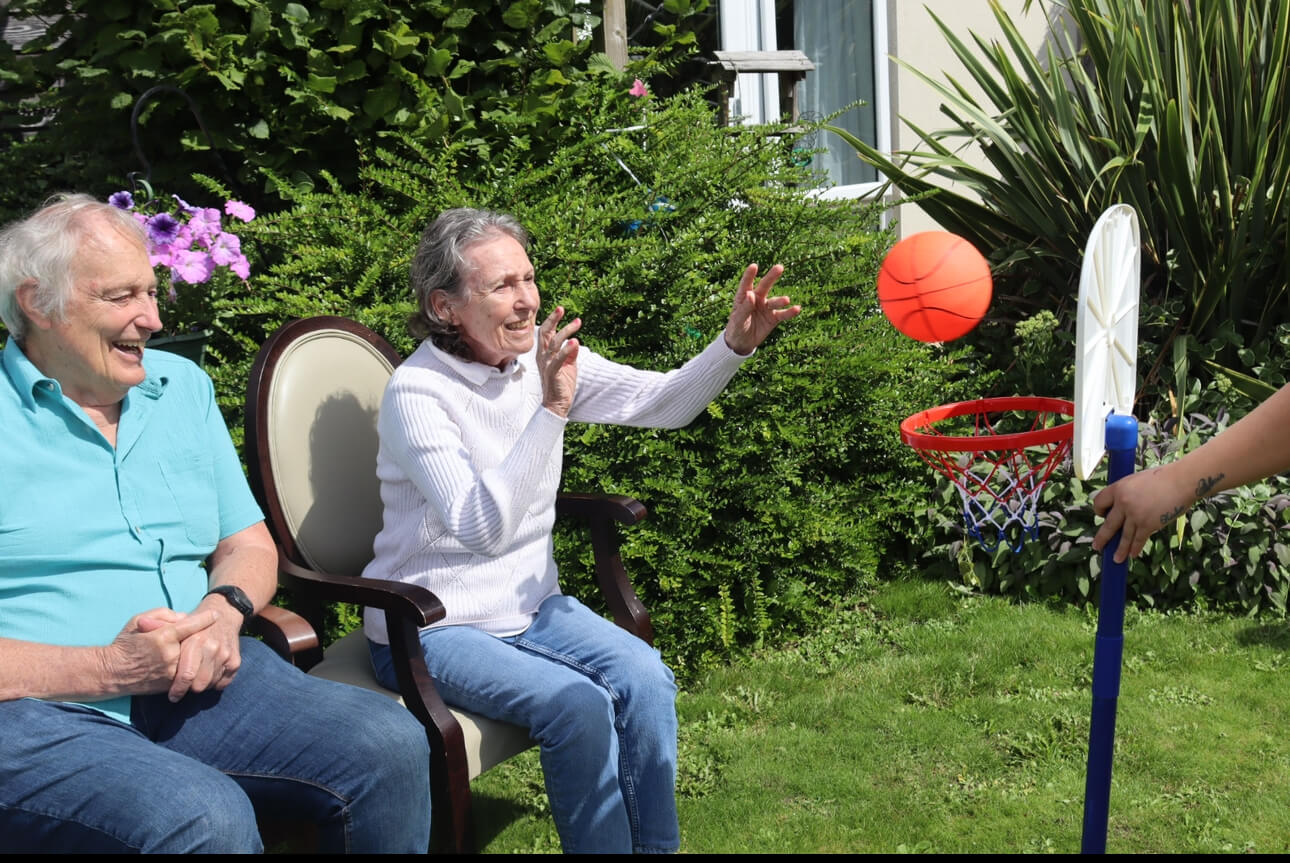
left=1093, top=382, right=1290, bottom=563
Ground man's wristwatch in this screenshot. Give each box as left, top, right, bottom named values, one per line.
left=206, top=585, right=254, bottom=621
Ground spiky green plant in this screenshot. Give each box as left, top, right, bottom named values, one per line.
left=829, top=0, right=1290, bottom=408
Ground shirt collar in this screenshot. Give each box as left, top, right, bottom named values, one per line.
left=2, top=337, right=168, bottom=412
left=425, top=339, right=534, bottom=385
left=3, top=338, right=54, bottom=410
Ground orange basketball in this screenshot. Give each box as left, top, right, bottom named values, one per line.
left=877, top=231, right=992, bottom=343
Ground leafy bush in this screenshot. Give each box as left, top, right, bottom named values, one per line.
left=828, top=0, right=1290, bottom=411
left=822, top=0, right=1290, bottom=622
left=0, top=0, right=709, bottom=219
left=213, top=82, right=973, bottom=676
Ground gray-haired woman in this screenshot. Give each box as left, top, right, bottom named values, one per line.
left=363, top=206, right=800, bottom=853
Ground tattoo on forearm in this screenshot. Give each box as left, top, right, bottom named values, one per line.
left=1159, top=506, right=1186, bottom=526
left=1195, top=473, right=1225, bottom=497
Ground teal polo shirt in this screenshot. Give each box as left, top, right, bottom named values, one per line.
left=0, top=339, right=263, bottom=723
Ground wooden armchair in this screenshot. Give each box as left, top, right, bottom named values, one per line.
left=242, top=316, right=652, bottom=853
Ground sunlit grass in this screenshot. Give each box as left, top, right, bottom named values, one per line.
left=472, top=576, right=1290, bottom=853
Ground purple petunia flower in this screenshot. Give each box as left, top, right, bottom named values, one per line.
left=147, top=243, right=175, bottom=270
left=102, top=190, right=254, bottom=300
left=145, top=213, right=182, bottom=247
left=209, top=231, right=242, bottom=267
left=171, top=194, right=198, bottom=215
left=187, top=208, right=223, bottom=245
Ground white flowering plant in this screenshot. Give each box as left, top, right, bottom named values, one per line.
left=107, top=186, right=256, bottom=337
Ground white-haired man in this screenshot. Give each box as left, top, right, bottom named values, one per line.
left=0, top=193, right=432, bottom=852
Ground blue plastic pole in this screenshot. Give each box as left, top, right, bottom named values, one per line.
left=1081, top=412, right=1139, bottom=853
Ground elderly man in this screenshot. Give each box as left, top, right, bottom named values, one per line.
left=0, top=194, right=432, bottom=853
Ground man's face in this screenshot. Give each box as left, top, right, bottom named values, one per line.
left=25, top=217, right=162, bottom=408
left=449, top=234, right=540, bottom=370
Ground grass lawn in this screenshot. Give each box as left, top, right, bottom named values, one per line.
left=470, top=576, right=1290, bottom=853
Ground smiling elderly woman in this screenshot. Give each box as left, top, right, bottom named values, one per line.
left=362, top=206, right=801, bottom=854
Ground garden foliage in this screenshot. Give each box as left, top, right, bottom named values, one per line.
left=825, top=0, right=1290, bottom=616
left=0, top=0, right=708, bottom=218
left=213, top=83, right=971, bottom=676
left=828, top=0, right=1290, bottom=411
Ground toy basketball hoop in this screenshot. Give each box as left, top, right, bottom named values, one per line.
left=901, top=396, right=1075, bottom=553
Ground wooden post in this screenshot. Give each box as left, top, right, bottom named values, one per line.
left=603, top=0, right=628, bottom=70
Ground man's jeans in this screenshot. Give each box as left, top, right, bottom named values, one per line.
left=369, top=594, right=680, bottom=854
left=0, top=638, right=432, bottom=852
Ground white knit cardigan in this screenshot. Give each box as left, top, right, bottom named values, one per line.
left=362, top=330, right=749, bottom=643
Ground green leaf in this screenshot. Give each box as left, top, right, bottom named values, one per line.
left=502, top=1, right=541, bottom=29
left=362, top=83, right=402, bottom=119
left=376, top=25, right=420, bottom=60
left=444, top=8, right=477, bottom=29
left=543, top=40, right=577, bottom=67
left=424, top=48, right=453, bottom=77
left=307, top=74, right=337, bottom=94
left=283, top=3, right=310, bottom=24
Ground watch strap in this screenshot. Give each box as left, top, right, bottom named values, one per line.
left=206, top=584, right=254, bottom=620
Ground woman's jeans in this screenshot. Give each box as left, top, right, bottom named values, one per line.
left=0, top=638, right=432, bottom=853
left=369, top=594, right=680, bottom=854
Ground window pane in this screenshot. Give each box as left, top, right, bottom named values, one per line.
left=795, top=0, right=877, bottom=186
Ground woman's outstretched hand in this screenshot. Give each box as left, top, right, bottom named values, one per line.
left=722, top=263, right=801, bottom=356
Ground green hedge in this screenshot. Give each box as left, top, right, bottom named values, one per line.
left=0, top=0, right=707, bottom=218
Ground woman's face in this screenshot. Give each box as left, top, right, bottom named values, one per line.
left=441, top=233, right=540, bottom=370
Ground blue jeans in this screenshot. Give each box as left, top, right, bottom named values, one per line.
left=0, top=638, right=431, bottom=853
left=369, top=594, right=680, bottom=854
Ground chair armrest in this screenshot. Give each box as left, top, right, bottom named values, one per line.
left=556, top=492, right=647, bottom=526
left=243, top=603, right=319, bottom=661
left=555, top=492, right=654, bottom=645
left=277, top=550, right=447, bottom=627
left=277, top=550, right=448, bottom=671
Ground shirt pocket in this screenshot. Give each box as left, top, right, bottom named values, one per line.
left=157, top=452, right=220, bottom=549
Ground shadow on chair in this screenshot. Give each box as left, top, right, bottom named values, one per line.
left=243, top=315, right=654, bottom=852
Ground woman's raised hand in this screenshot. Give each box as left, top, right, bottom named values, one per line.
left=722, top=263, right=801, bottom=356
left=537, top=306, right=581, bottom=417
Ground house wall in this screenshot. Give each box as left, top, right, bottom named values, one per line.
left=885, top=0, right=1052, bottom=237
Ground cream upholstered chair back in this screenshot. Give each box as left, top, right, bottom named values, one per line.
left=257, top=318, right=396, bottom=578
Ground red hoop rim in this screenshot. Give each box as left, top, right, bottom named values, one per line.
left=901, top=396, right=1075, bottom=453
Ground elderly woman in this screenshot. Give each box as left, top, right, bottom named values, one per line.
left=363, top=207, right=800, bottom=853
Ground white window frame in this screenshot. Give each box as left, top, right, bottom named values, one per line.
left=718, top=0, right=781, bottom=124
left=719, top=0, right=892, bottom=203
